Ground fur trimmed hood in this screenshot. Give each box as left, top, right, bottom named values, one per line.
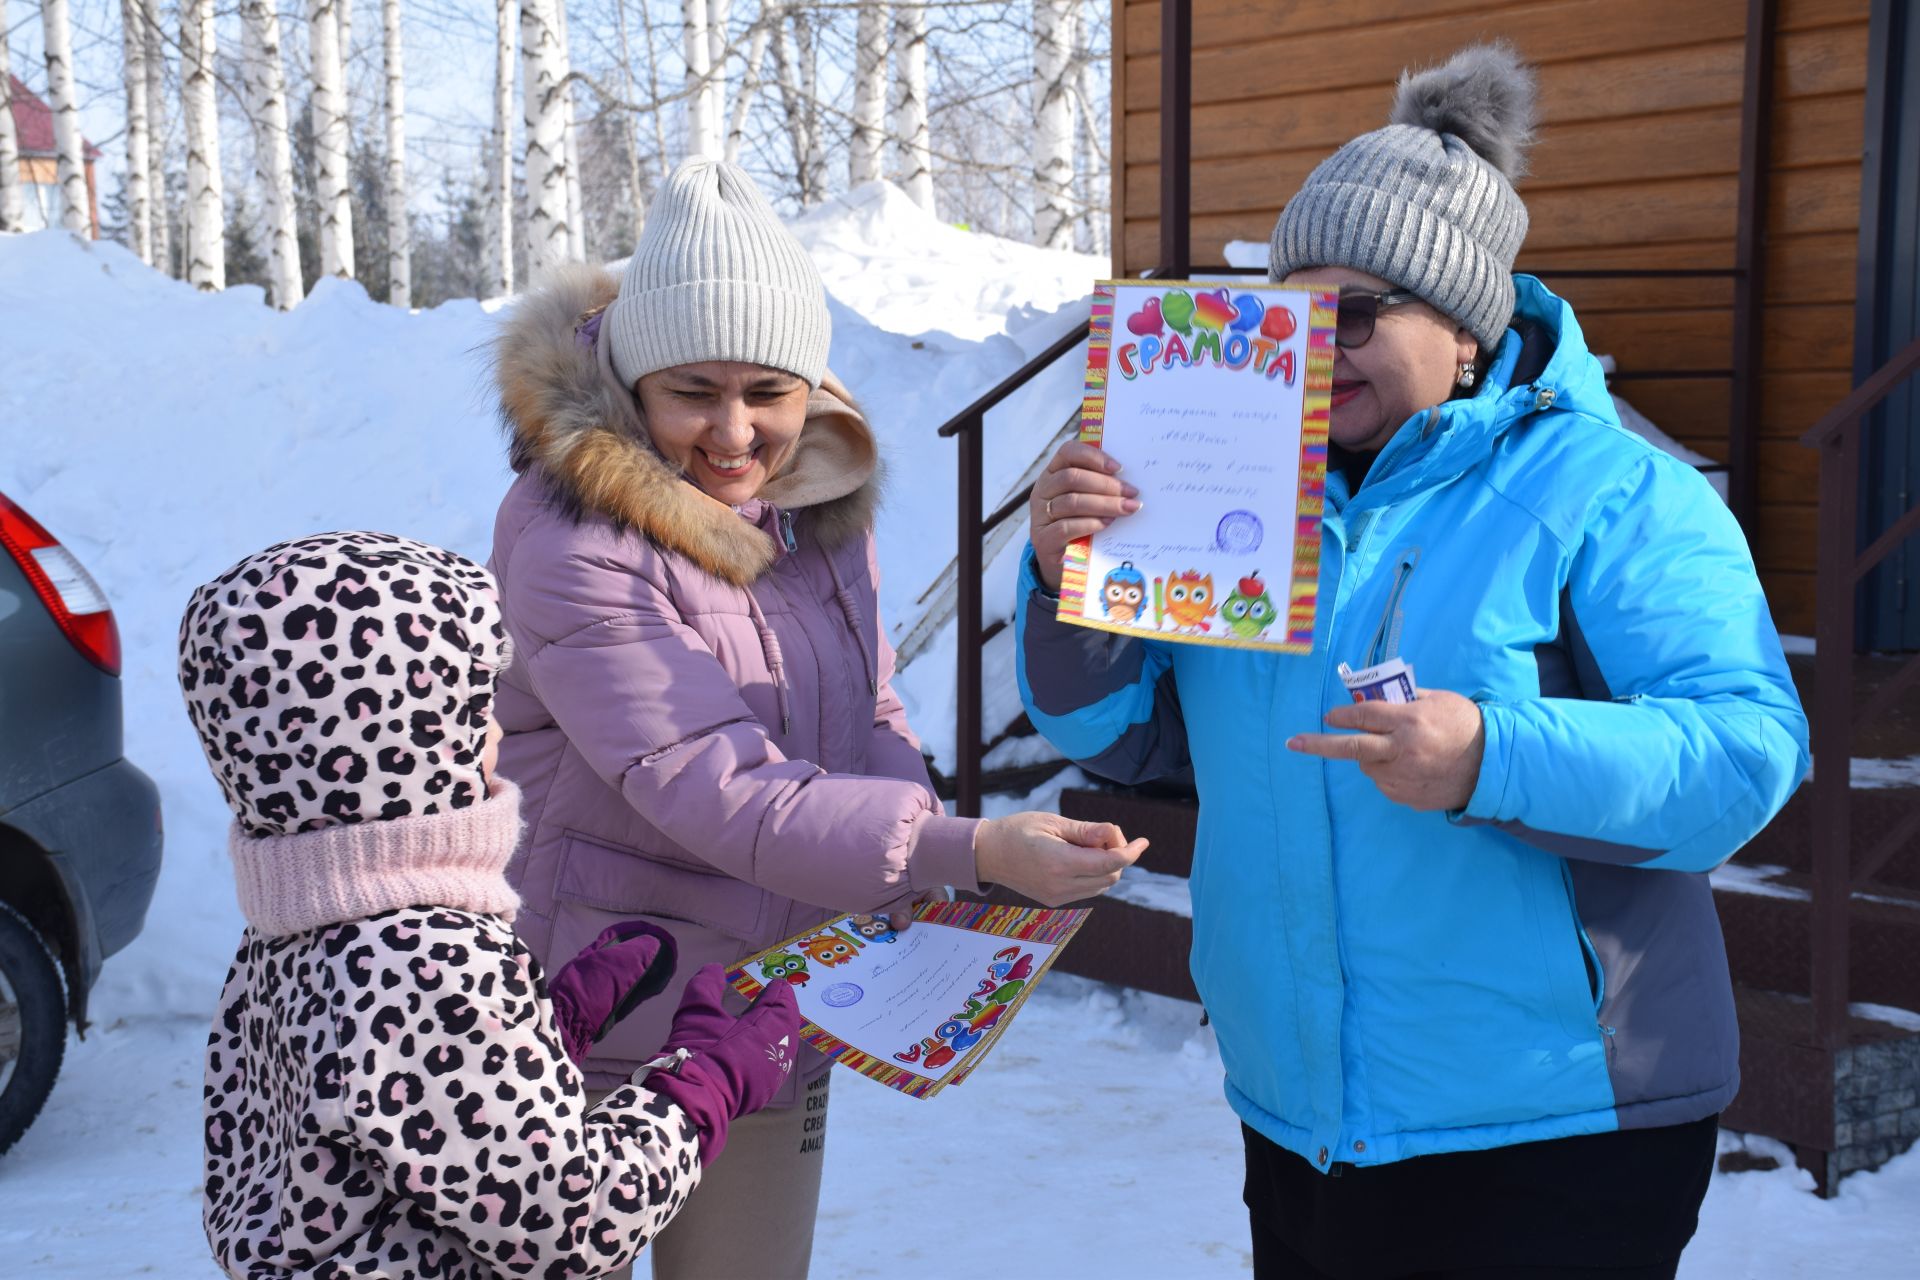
left=493, top=266, right=879, bottom=585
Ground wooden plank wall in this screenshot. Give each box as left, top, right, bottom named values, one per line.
left=1113, top=0, right=1873, bottom=633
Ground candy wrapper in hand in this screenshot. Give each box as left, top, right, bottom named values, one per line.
left=1338, top=658, right=1418, bottom=705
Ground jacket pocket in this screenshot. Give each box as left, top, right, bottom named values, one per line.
left=1527, top=857, right=1608, bottom=1043
left=1565, top=863, right=1607, bottom=1016
left=554, top=830, right=769, bottom=940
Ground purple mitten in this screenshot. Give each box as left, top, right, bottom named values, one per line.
left=640, top=965, right=802, bottom=1162
left=548, top=921, right=678, bottom=1064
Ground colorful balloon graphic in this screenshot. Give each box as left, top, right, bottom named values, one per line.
left=1127, top=297, right=1165, bottom=336
left=1193, top=288, right=1237, bottom=331
left=1229, top=293, right=1265, bottom=332
left=1261, top=305, right=1298, bottom=342
left=1162, top=289, right=1195, bottom=335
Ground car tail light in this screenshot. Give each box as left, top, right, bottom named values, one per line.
left=0, top=492, right=122, bottom=675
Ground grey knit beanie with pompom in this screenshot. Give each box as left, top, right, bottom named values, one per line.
left=1268, top=42, right=1539, bottom=353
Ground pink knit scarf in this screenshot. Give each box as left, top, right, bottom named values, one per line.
left=228, top=779, right=524, bottom=938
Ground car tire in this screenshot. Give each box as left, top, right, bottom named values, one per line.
left=0, top=901, right=67, bottom=1158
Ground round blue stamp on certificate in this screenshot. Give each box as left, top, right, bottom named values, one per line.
left=822, top=982, right=864, bottom=1008
left=1215, top=510, right=1264, bottom=555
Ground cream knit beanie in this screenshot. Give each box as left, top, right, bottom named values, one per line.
left=605, top=158, right=831, bottom=389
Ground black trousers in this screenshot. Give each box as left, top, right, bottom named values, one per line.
left=1244, top=1116, right=1719, bottom=1280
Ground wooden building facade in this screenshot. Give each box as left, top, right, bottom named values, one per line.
left=1109, top=0, right=1885, bottom=636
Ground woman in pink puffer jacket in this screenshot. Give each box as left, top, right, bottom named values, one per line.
left=488, top=160, right=1146, bottom=1279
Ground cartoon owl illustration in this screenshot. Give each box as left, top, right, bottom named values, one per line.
left=1101, top=561, right=1148, bottom=626
left=1222, top=572, right=1278, bottom=639
left=759, top=951, right=810, bottom=986
left=850, top=914, right=898, bottom=944
left=800, top=933, right=862, bottom=968
left=1164, top=570, right=1217, bottom=634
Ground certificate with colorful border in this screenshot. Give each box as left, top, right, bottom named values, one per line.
left=727, top=901, right=1087, bottom=1099
left=1058, top=280, right=1335, bottom=653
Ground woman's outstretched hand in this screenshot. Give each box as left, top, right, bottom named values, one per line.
left=973, top=811, right=1149, bottom=907
left=1029, top=442, right=1141, bottom=592
left=1287, top=690, right=1487, bottom=812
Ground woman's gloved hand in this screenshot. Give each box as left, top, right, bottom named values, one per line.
left=548, top=921, right=678, bottom=1064
left=638, top=964, right=803, bottom=1161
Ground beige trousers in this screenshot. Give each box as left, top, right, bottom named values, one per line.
left=588, top=1069, right=830, bottom=1279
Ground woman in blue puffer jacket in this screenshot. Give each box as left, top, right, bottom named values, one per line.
left=1016, top=44, right=1808, bottom=1280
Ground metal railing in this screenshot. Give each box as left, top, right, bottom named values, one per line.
left=1803, top=333, right=1920, bottom=1047
left=935, top=320, right=1099, bottom=817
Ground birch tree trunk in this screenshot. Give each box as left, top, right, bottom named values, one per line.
left=704, top=0, right=731, bottom=147
left=615, top=0, right=647, bottom=243
left=681, top=0, right=717, bottom=159
left=0, top=0, right=22, bottom=234
left=337, top=0, right=356, bottom=161
left=181, top=0, right=224, bottom=283
left=849, top=2, right=888, bottom=187
left=1074, top=34, right=1105, bottom=257
left=120, top=0, right=152, bottom=260
left=793, top=10, right=826, bottom=199
left=488, top=0, right=515, bottom=296
left=564, top=94, right=584, bottom=263
left=241, top=0, right=303, bottom=307
left=519, top=0, right=573, bottom=280
left=770, top=5, right=813, bottom=203
left=309, top=1, right=355, bottom=278
left=890, top=3, right=931, bottom=213
left=723, top=13, right=770, bottom=166
left=379, top=0, right=410, bottom=303
left=143, top=7, right=172, bottom=274
left=1031, top=0, right=1076, bottom=250
left=638, top=0, right=671, bottom=183
left=41, top=0, right=93, bottom=238
left=553, top=0, right=583, bottom=261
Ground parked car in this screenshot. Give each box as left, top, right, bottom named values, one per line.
left=0, top=491, right=162, bottom=1155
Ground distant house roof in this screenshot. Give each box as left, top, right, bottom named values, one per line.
left=8, top=75, right=103, bottom=163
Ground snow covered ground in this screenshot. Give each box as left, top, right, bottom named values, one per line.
left=3, top=206, right=1917, bottom=1277
left=7, top=963, right=1918, bottom=1279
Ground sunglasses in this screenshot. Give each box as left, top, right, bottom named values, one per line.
left=1335, top=288, right=1421, bottom=349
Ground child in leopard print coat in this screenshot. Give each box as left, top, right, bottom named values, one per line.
left=179, top=532, right=799, bottom=1280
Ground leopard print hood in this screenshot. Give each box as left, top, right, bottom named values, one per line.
left=178, top=531, right=508, bottom=839
left=492, top=266, right=880, bottom=587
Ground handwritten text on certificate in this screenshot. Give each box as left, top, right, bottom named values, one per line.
left=1058, top=281, right=1334, bottom=653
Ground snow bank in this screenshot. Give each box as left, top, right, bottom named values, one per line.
left=791, top=181, right=1108, bottom=343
